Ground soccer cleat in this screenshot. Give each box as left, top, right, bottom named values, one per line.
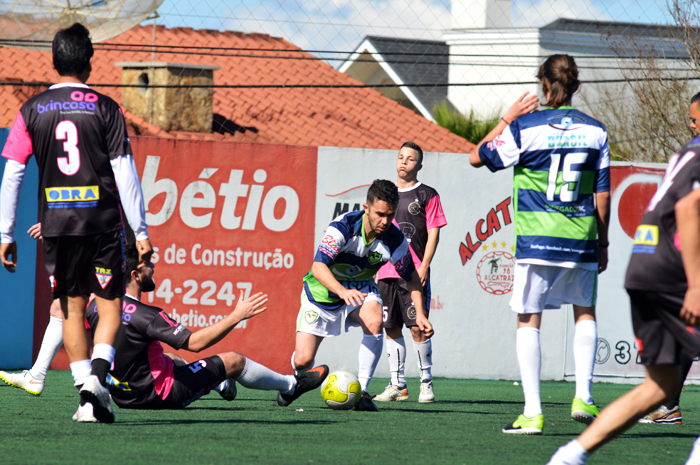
left=502, top=414, right=544, bottom=434
left=354, top=390, right=379, bottom=412
left=571, top=398, right=599, bottom=425
left=419, top=380, right=435, bottom=403
left=0, top=370, right=44, bottom=396
left=638, top=405, right=682, bottom=424
left=277, top=365, right=329, bottom=407
left=79, top=375, right=115, bottom=424
left=218, top=380, right=237, bottom=401
left=72, top=402, right=98, bottom=423
left=373, top=384, right=409, bottom=402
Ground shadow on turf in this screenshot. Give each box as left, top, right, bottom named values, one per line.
left=122, top=419, right=335, bottom=426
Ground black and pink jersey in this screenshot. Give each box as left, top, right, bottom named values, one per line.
left=377, top=182, right=447, bottom=280
left=85, top=295, right=192, bottom=408
left=625, top=137, right=700, bottom=294
left=2, top=83, right=131, bottom=237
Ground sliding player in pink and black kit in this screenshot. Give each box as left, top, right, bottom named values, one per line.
left=85, top=242, right=327, bottom=410
left=0, top=23, right=152, bottom=423
left=375, top=142, right=446, bottom=404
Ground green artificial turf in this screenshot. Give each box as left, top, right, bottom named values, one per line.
left=1, top=371, right=698, bottom=464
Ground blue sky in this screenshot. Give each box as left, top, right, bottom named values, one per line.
left=153, top=0, right=672, bottom=54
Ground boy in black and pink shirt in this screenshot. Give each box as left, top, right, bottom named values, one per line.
left=375, top=142, right=447, bottom=403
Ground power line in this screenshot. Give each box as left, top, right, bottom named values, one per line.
left=3, top=76, right=700, bottom=89
left=1, top=38, right=691, bottom=62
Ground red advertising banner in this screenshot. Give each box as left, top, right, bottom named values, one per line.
left=43, top=138, right=317, bottom=374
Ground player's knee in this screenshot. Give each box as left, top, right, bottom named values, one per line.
left=220, top=352, right=246, bottom=378
left=410, top=325, right=428, bottom=341
left=293, top=352, right=314, bottom=371
left=49, top=299, right=63, bottom=319
left=365, top=314, right=383, bottom=335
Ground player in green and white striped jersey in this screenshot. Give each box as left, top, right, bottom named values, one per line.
left=470, top=54, right=611, bottom=435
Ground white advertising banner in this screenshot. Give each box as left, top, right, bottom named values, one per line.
left=313, top=148, right=685, bottom=384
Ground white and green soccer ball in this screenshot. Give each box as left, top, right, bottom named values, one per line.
left=320, top=370, right=361, bottom=410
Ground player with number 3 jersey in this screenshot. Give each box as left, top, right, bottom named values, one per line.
left=470, top=54, right=611, bottom=435
left=0, top=23, right=152, bottom=423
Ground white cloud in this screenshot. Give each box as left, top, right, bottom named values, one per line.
left=222, top=0, right=450, bottom=56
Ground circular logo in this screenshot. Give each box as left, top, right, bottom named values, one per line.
left=408, top=201, right=421, bottom=215
left=406, top=304, right=417, bottom=320
left=595, top=338, right=610, bottom=364
left=475, top=251, right=514, bottom=295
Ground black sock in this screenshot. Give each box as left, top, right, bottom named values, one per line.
left=91, top=359, right=110, bottom=387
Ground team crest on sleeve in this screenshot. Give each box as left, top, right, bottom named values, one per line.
left=95, top=267, right=113, bottom=289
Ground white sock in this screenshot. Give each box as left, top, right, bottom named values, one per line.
left=69, top=360, right=92, bottom=387
left=547, top=439, right=590, bottom=465
left=214, top=380, right=229, bottom=393
left=91, top=343, right=116, bottom=365
left=29, top=316, right=63, bottom=381
left=236, top=358, right=295, bottom=394
left=686, top=436, right=700, bottom=465
left=413, top=339, right=433, bottom=382
left=358, top=333, right=383, bottom=392
left=573, top=320, right=597, bottom=404
left=386, top=337, right=406, bottom=387
left=291, top=351, right=313, bottom=375
left=517, top=327, right=542, bottom=418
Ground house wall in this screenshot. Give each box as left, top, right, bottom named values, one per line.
left=445, top=26, right=692, bottom=125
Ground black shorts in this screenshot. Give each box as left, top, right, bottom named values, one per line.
left=628, top=289, right=700, bottom=366
left=42, top=229, right=125, bottom=300
left=378, top=278, right=430, bottom=329
left=134, top=356, right=227, bottom=410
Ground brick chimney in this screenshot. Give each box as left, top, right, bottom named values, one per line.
left=115, top=62, right=219, bottom=132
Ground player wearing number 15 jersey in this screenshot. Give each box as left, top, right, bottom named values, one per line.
left=470, top=54, right=610, bottom=435
left=0, top=23, right=152, bottom=423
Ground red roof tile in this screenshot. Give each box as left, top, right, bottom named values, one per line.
left=0, top=25, right=472, bottom=153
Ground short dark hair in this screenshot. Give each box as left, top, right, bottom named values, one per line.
left=367, top=179, right=399, bottom=207
left=125, top=242, right=140, bottom=285
left=692, top=92, right=700, bottom=105
left=400, top=141, right=424, bottom=164
left=52, top=23, right=94, bottom=77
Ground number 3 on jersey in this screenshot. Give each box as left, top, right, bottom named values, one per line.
left=55, top=120, right=80, bottom=176
left=546, top=152, right=588, bottom=202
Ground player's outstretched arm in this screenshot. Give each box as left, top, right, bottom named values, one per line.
left=595, top=191, right=611, bottom=273
left=676, top=188, right=700, bottom=326
left=311, top=261, right=366, bottom=307
left=182, top=291, right=268, bottom=352
left=406, top=269, right=434, bottom=338
left=469, top=92, right=539, bottom=167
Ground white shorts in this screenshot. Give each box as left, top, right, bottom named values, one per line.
left=509, top=263, right=597, bottom=314
left=295, top=283, right=382, bottom=337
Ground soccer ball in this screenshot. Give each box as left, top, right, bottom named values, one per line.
left=320, top=371, right=361, bottom=410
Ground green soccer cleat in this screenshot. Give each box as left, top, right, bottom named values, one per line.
left=571, top=398, right=599, bottom=425
left=502, top=414, right=544, bottom=434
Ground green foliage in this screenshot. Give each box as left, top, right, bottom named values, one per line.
left=433, top=103, right=500, bottom=144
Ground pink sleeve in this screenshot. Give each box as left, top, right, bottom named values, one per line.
left=2, top=112, right=33, bottom=165
left=425, top=195, right=447, bottom=229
